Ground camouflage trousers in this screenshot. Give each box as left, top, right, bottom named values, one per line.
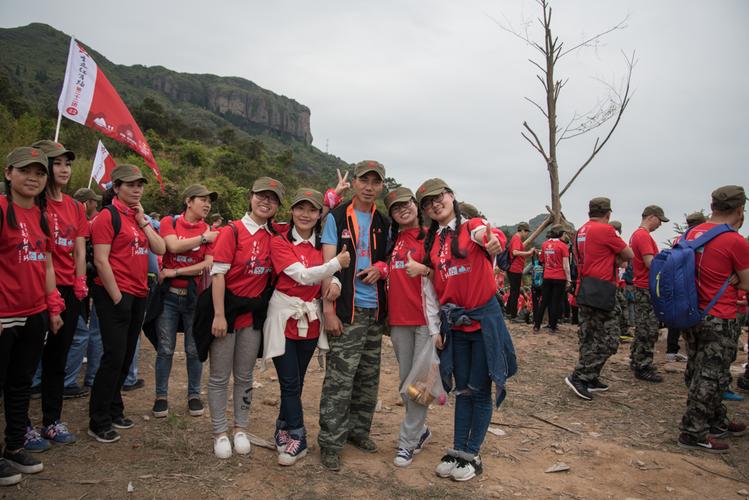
left=318, top=308, right=384, bottom=451
left=615, top=288, right=629, bottom=335
left=574, top=304, right=621, bottom=383
left=680, top=317, right=740, bottom=439
left=630, top=287, right=660, bottom=372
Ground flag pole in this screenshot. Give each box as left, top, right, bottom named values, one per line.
left=87, top=174, right=94, bottom=189
left=53, top=111, right=62, bottom=142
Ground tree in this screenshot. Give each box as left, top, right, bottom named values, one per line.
left=496, top=0, right=635, bottom=244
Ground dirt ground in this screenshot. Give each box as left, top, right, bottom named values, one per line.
left=3, top=321, right=749, bottom=499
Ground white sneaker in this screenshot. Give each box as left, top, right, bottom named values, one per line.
left=450, top=456, right=483, bottom=482
left=214, top=436, right=232, bottom=459
left=435, top=454, right=459, bottom=477
left=234, top=431, right=251, bottom=455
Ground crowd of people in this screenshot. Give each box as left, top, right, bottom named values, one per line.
left=0, top=141, right=747, bottom=488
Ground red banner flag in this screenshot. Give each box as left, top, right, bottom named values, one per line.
left=91, top=141, right=117, bottom=190
left=57, top=37, right=163, bottom=190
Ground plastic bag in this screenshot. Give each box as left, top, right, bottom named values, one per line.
left=400, top=338, right=448, bottom=406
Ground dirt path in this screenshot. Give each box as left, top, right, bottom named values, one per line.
left=4, top=322, right=748, bottom=499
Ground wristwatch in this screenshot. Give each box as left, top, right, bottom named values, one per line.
left=200, top=235, right=208, bottom=245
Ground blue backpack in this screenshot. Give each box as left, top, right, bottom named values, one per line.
left=531, top=258, right=544, bottom=288
left=649, top=224, right=735, bottom=329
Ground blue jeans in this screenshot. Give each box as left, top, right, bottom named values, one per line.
left=272, top=337, right=318, bottom=434
left=154, top=292, right=202, bottom=398
left=64, top=305, right=103, bottom=388
left=452, top=329, right=493, bottom=457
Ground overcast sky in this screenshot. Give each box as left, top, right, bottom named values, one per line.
left=2, top=0, right=747, bottom=242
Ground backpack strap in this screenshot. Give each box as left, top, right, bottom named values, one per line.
left=172, top=214, right=180, bottom=229
left=104, top=205, right=121, bottom=243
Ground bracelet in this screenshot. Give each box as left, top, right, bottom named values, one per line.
left=139, top=222, right=149, bottom=229
left=200, top=235, right=208, bottom=245
left=174, top=268, right=179, bottom=277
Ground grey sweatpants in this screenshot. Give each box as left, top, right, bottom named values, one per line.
left=207, top=327, right=261, bottom=434
left=390, top=325, right=431, bottom=449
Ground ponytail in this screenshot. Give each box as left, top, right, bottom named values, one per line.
left=451, top=199, right=466, bottom=259
left=4, top=178, right=18, bottom=230
left=37, top=188, right=50, bottom=236
left=422, top=220, right=439, bottom=268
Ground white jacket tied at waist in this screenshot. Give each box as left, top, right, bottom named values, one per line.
left=262, top=289, right=329, bottom=361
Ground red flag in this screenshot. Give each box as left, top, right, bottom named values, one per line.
left=91, top=141, right=117, bottom=190
left=57, top=37, right=164, bottom=190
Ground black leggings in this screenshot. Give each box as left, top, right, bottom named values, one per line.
left=534, top=278, right=566, bottom=329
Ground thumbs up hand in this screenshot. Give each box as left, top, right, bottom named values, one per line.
left=336, top=244, right=351, bottom=268
left=405, top=250, right=429, bottom=278
left=484, top=223, right=502, bottom=257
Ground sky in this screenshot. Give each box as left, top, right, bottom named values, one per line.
left=2, top=0, right=747, bottom=242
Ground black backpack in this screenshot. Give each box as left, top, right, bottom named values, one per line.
left=85, top=205, right=121, bottom=282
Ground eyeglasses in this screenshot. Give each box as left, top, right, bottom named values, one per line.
left=253, top=192, right=280, bottom=204
left=391, top=200, right=413, bottom=214
left=421, top=191, right=449, bottom=210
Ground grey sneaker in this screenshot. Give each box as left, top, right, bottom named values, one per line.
left=435, top=454, right=459, bottom=477
left=0, top=458, right=22, bottom=486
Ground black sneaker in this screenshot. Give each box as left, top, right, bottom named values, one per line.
left=30, top=385, right=42, bottom=400
left=0, top=458, right=22, bottom=486
left=122, top=379, right=145, bottom=392
left=63, top=384, right=89, bottom=400
left=112, top=417, right=134, bottom=429
left=87, top=427, right=121, bottom=443
left=152, top=399, right=168, bottom=418
left=188, top=398, right=204, bottom=417
left=3, top=449, right=43, bottom=474
left=587, top=378, right=609, bottom=392
left=634, top=369, right=663, bottom=383
left=677, top=433, right=729, bottom=454
left=565, top=374, right=592, bottom=401
left=737, top=376, right=749, bottom=391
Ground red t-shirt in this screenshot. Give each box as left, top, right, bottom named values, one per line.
left=430, top=218, right=498, bottom=332
left=387, top=227, right=427, bottom=326
left=47, top=194, right=89, bottom=286
left=160, top=214, right=211, bottom=288
left=508, top=233, right=526, bottom=273
left=540, top=238, right=569, bottom=280
left=629, top=227, right=659, bottom=289
left=270, top=233, right=322, bottom=340
left=575, top=220, right=627, bottom=284
left=212, top=221, right=273, bottom=329
left=0, top=197, right=50, bottom=317
left=684, top=222, right=749, bottom=320
left=91, top=198, right=150, bottom=298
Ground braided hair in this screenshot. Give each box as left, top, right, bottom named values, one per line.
left=3, top=172, right=50, bottom=236
left=422, top=197, right=466, bottom=268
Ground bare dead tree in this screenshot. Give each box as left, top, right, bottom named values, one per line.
left=491, top=0, right=635, bottom=245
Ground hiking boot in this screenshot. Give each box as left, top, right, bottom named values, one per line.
left=40, top=421, right=77, bottom=444
left=634, top=369, right=663, bottom=383
left=234, top=431, right=251, bottom=455
left=3, top=449, right=43, bottom=474
left=152, top=399, right=168, bottom=418
left=214, top=435, right=232, bottom=459
left=709, top=421, right=747, bottom=438
left=23, top=427, right=51, bottom=453
left=587, top=378, right=609, bottom=392
left=62, top=384, right=89, bottom=399
left=87, top=427, right=120, bottom=444
left=122, top=379, right=145, bottom=391
left=722, top=390, right=745, bottom=402
left=450, top=456, right=483, bottom=482
left=435, top=454, right=459, bottom=477
left=564, top=374, right=592, bottom=401
left=677, top=433, right=729, bottom=454
left=0, top=458, right=22, bottom=486
left=347, top=435, right=377, bottom=453
left=414, top=427, right=432, bottom=454
left=275, top=428, right=290, bottom=453
left=394, top=447, right=414, bottom=467
left=29, top=385, right=41, bottom=400
left=665, top=353, right=688, bottom=363
left=321, top=448, right=340, bottom=471
left=188, top=398, right=204, bottom=417
left=278, top=435, right=308, bottom=466
left=112, top=416, right=134, bottom=429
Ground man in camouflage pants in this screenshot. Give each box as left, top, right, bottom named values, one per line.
left=628, top=205, right=669, bottom=383
left=609, top=221, right=630, bottom=337
left=318, top=161, right=390, bottom=470
left=678, top=185, right=749, bottom=453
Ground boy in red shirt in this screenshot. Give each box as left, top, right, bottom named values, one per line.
left=565, top=197, right=633, bottom=401
left=678, top=186, right=749, bottom=453
left=628, top=205, right=670, bottom=382
left=506, top=222, right=534, bottom=321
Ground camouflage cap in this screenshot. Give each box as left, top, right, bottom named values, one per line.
left=517, top=222, right=531, bottom=232
left=609, top=220, right=622, bottom=233
left=711, top=185, right=747, bottom=210
left=642, top=205, right=669, bottom=222
left=252, top=176, right=285, bottom=202
left=385, top=187, right=415, bottom=211
left=416, top=178, right=451, bottom=206
left=31, top=139, right=76, bottom=161
left=291, top=188, right=324, bottom=210
left=182, top=184, right=218, bottom=202
left=111, top=164, right=148, bottom=183
left=73, top=188, right=102, bottom=203
left=589, top=196, right=612, bottom=214
left=353, top=160, right=385, bottom=180
left=6, top=147, right=49, bottom=172
left=685, top=211, right=707, bottom=227
left=458, top=201, right=480, bottom=219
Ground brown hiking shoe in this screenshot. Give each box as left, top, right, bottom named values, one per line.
left=320, top=448, right=340, bottom=471
left=347, top=436, right=377, bottom=453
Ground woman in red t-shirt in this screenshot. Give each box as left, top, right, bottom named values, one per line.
left=0, top=147, right=64, bottom=481
left=416, top=178, right=504, bottom=482
left=208, top=177, right=284, bottom=460
left=532, top=225, right=571, bottom=333
left=377, top=187, right=442, bottom=468
left=262, top=188, right=350, bottom=466
left=89, top=164, right=165, bottom=444
left=27, top=140, right=88, bottom=447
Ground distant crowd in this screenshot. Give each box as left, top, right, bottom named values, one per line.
left=1, top=140, right=747, bottom=487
